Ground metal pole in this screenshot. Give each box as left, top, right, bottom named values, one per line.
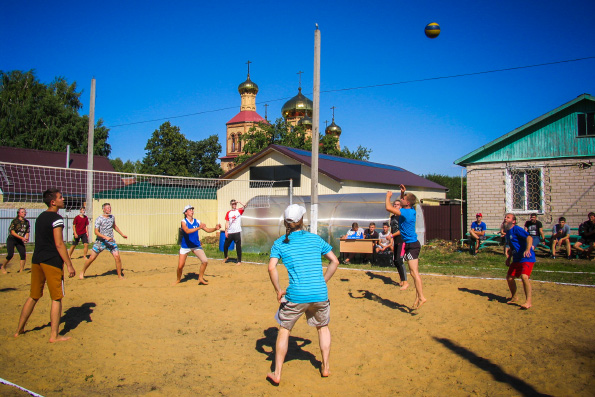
left=66, top=145, right=70, bottom=168
left=86, top=78, right=96, bottom=223
left=311, top=24, right=320, bottom=235
left=289, top=178, right=293, bottom=205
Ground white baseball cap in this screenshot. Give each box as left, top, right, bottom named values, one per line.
left=183, top=205, right=194, bottom=214
left=284, top=204, right=306, bottom=223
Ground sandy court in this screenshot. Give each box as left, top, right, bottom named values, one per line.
left=1, top=250, right=594, bottom=396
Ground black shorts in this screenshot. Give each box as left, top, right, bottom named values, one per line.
left=403, top=241, right=421, bottom=261
left=73, top=234, right=89, bottom=245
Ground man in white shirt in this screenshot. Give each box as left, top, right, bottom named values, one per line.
left=224, top=199, right=246, bottom=265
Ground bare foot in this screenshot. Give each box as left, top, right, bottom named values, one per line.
left=266, top=373, right=280, bottom=386
left=14, top=330, right=25, bottom=338
left=198, top=278, right=209, bottom=285
left=79, top=274, right=85, bottom=280
left=412, top=297, right=427, bottom=310
left=320, top=367, right=330, bottom=377
left=400, top=282, right=409, bottom=291
left=235, top=262, right=242, bottom=266
left=49, top=336, right=72, bottom=343
left=1, top=267, right=6, bottom=274
left=171, top=280, right=181, bottom=286
left=520, top=303, right=532, bottom=310
left=506, top=297, right=519, bottom=305
left=118, top=276, right=125, bottom=280
left=18, top=269, right=24, bottom=273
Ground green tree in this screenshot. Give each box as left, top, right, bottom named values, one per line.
left=236, top=118, right=371, bottom=164
left=422, top=173, right=467, bottom=200
left=142, top=122, right=191, bottom=176
left=0, top=70, right=111, bottom=156
left=188, top=135, right=223, bottom=178
left=110, top=158, right=143, bottom=173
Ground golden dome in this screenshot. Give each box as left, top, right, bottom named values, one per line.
left=298, top=115, right=313, bottom=129
left=325, top=120, right=342, bottom=136
left=238, top=76, right=259, bottom=95
left=281, top=88, right=313, bottom=119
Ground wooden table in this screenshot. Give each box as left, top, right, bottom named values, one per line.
left=339, top=238, right=379, bottom=263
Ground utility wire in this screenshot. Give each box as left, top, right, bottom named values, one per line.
left=108, top=56, right=595, bottom=129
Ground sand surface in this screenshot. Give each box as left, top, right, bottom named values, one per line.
left=1, top=251, right=594, bottom=396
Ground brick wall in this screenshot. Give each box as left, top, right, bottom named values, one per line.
left=466, top=157, right=595, bottom=232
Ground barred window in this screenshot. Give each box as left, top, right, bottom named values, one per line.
left=577, top=113, right=595, bottom=137
left=507, top=168, right=543, bottom=213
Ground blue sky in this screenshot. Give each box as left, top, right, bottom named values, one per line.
left=2, top=0, right=594, bottom=176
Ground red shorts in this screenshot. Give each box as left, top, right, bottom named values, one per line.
left=507, top=262, right=534, bottom=278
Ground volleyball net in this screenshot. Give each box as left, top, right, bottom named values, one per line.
left=0, top=161, right=283, bottom=246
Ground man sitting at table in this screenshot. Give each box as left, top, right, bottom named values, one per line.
left=343, top=222, right=363, bottom=263
left=376, top=222, right=393, bottom=254
left=362, top=222, right=379, bottom=263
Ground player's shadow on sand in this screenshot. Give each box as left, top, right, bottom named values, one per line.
left=28, top=302, right=96, bottom=336
left=365, top=271, right=400, bottom=286
left=255, top=327, right=321, bottom=371
left=1, top=287, right=17, bottom=292
left=348, top=290, right=412, bottom=314
left=458, top=287, right=508, bottom=303
left=433, top=337, right=552, bottom=397
left=179, top=272, right=217, bottom=283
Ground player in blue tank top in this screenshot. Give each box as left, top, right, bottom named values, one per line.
left=386, top=184, right=427, bottom=311
left=174, top=205, right=221, bottom=286
left=267, top=204, right=339, bottom=385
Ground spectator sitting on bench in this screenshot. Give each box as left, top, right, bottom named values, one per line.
left=524, top=213, right=545, bottom=249
left=362, top=222, right=379, bottom=263
left=470, top=213, right=487, bottom=255
left=376, top=222, right=393, bottom=254
left=342, top=222, right=364, bottom=264
left=574, top=212, right=595, bottom=260
left=551, top=217, right=572, bottom=260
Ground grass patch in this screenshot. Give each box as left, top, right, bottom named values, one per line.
left=3, top=239, right=593, bottom=285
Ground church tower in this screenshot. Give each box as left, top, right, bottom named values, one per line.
left=325, top=106, right=342, bottom=149
left=281, top=72, right=313, bottom=138
left=220, top=61, right=267, bottom=172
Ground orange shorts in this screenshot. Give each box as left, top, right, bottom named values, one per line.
left=30, top=263, right=64, bottom=301
left=507, top=262, right=534, bottom=278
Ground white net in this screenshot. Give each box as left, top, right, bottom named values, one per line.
left=0, top=161, right=278, bottom=246
left=505, top=165, right=552, bottom=222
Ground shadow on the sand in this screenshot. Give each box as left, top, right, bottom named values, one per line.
left=365, top=271, right=400, bottom=286
left=348, top=289, right=412, bottom=314
left=255, top=327, right=321, bottom=371
left=458, top=287, right=508, bottom=303
left=28, top=302, right=97, bottom=336
left=433, top=337, right=552, bottom=397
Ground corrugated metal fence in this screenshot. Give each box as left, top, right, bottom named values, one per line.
left=422, top=204, right=463, bottom=241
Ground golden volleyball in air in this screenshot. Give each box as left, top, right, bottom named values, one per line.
left=424, top=22, right=440, bottom=39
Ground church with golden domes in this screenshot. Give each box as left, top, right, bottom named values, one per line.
left=220, top=64, right=342, bottom=172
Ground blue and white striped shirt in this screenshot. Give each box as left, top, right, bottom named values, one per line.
left=270, top=231, right=333, bottom=304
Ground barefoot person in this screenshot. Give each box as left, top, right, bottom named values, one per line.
left=385, top=185, right=426, bottom=310
left=266, top=204, right=339, bottom=385
left=503, top=213, right=535, bottom=310
left=79, top=203, right=127, bottom=280
left=67, top=207, right=90, bottom=259
left=14, top=188, right=76, bottom=342
left=390, top=201, right=409, bottom=290
left=174, top=205, right=221, bottom=285
left=1, top=208, right=30, bottom=274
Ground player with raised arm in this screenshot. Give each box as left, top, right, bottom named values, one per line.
left=1, top=208, right=30, bottom=274
left=79, top=203, right=128, bottom=280
left=174, top=205, right=221, bottom=285
left=385, top=184, right=426, bottom=310
left=68, top=207, right=90, bottom=259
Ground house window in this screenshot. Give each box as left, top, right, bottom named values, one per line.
left=506, top=167, right=543, bottom=213
left=577, top=113, right=595, bottom=137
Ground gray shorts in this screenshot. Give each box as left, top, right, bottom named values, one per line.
left=275, top=300, right=330, bottom=331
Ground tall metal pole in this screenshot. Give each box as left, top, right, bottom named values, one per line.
left=311, top=25, right=321, bottom=234
left=86, top=78, right=96, bottom=222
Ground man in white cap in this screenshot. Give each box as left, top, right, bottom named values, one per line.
left=266, top=204, right=339, bottom=385
left=174, top=205, right=221, bottom=285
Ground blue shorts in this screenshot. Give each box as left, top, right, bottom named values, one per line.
left=531, top=236, right=540, bottom=247
left=93, top=239, right=119, bottom=254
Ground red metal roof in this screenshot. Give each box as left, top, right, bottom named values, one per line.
left=226, top=111, right=266, bottom=125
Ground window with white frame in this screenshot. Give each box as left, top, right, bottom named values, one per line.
left=506, top=167, right=544, bottom=213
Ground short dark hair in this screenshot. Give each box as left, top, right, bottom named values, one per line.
left=102, top=203, right=110, bottom=209
left=352, top=222, right=359, bottom=229
left=230, top=199, right=237, bottom=205
left=369, top=222, right=376, bottom=226
left=559, top=217, right=566, bottom=222
left=530, top=213, right=537, bottom=218
left=43, top=188, right=61, bottom=207
left=383, top=222, right=389, bottom=227
left=589, top=212, right=595, bottom=218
